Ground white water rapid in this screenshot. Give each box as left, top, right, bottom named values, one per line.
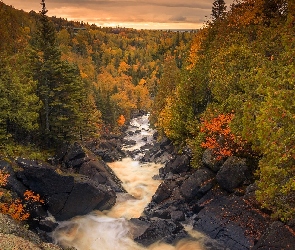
left=52, top=114, right=206, bottom=250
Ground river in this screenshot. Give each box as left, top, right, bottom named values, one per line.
left=52, top=114, right=205, bottom=250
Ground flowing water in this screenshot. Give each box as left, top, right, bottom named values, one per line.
left=52, top=114, right=206, bottom=250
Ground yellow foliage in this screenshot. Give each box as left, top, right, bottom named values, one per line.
left=187, top=29, right=208, bottom=69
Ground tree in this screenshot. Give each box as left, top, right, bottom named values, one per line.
left=0, top=53, right=39, bottom=144
left=30, top=0, right=100, bottom=145
left=211, top=0, right=227, bottom=21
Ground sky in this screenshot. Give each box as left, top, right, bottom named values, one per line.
left=3, top=0, right=234, bottom=30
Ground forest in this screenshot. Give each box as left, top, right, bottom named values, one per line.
left=0, top=0, right=194, bottom=150
left=0, top=0, right=295, bottom=223
left=151, top=0, right=295, bottom=221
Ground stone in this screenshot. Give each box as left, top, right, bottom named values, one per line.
left=216, top=156, right=249, bottom=192
left=15, top=158, right=116, bottom=221
left=202, top=148, right=224, bottom=172
left=180, top=167, right=215, bottom=201
left=159, top=154, right=190, bottom=178
left=133, top=217, right=188, bottom=246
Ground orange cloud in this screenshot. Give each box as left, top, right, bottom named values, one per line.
left=3, top=0, right=234, bottom=29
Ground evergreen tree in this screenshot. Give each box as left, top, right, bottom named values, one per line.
left=211, top=0, right=227, bottom=21
left=30, top=0, right=100, bottom=146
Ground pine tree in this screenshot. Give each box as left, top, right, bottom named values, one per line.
left=211, top=0, right=227, bottom=21
left=30, top=0, right=100, bottom=146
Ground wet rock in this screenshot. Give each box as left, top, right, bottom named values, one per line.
left=216, top=156, right=249, bottom=192
left=140, top=144, right=153, bottom=151
left=38, top=219, right=59, bottom=232
left=123, top=139, right=137, bottom=146
left=127, top=131, right=134, bottom=136
left=141, top=137, right=174, bottom=164
left=93, top=139, right=126, bottom=162
left=133, top=217, right=188, bottom=246
left=152, top=181, right=173, bottom=204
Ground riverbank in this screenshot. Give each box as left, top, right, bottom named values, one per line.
left=0, top=113, right=295, bottom=249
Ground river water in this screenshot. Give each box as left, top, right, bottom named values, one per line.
left=52, top=114, right=205, bottom=250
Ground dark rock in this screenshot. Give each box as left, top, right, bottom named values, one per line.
left=38, top=219, right=59, bottom=232
left=133, top=217, right=188, bottom=246
left=151, top=209, right=171, bottom=219
left=93, top=140, right=126, bottom=162
left=63, top=142, right=86, bottom=165
left=15, top=158, right=116, bottom=221
left=170, top=211, right=185, bottom=222
left=123, top=139, right=137, bottom=146
left=159, top=154, right=190, bottom=178
left=180, top=167, right=215, bottom=201
left=216, top=156, right=249, bottom=192
left=193, top=189, right=270, bottom=250
left=152, top=182, right=173, bottom=204
left=159, top=137, right=172, bottom=150
left=79, top=160, right=125, bottom=192
left=202, top=148, right=224, bottom=172
left=142, top=137, right=148, bottom=142
left=140, top=144, right=153, bottom=151
left=127, top=131, right=134, bottom=136
left=0, top=160, right=27, bottom=197
left=252, top=221, right=295, bottom=250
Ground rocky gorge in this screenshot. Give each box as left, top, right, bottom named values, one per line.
left=0, top=113, right=295, bottom=249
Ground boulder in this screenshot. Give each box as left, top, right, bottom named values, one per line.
left=180, top=167, right=215, bottom=201
left=132, top=217, right=188, bottom=246
left=170, top=211, right=185, bottom=222
left=202, top=148, right=224, bottom=172
left=152, top=181, right=173, bottom=204
left=79, top=160, right=125, bottom=192
left=140, top=137, right=174, bottom=164
left=55, top=143, right=126, bottom=192
left=15, top=158, right=116, bottom=221
left=159, top=154, right=190, bottom=178
left=93, top=139, right=126, bottom=162
left=216, top=156, right=249, bottom=192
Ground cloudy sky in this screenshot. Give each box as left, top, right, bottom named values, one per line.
left=4, top=0, right=234, bottom=30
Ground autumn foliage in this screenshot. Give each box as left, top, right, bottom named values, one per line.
left=0, top=171, right=44, bottom=221
left=200, top=113, right=244, bottom=160
left=117, top=114, right=126, bottom=126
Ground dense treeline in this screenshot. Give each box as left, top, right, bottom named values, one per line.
left=151, top=0, right=295, bottom=221
left=0, top=1, right=194, bottom=151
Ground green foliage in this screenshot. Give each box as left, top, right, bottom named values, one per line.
left=151, top=0, right=295, bottom=221
left=0, top=53, right=39, bottom=144
left=29, top=1, right=101, bottom=146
